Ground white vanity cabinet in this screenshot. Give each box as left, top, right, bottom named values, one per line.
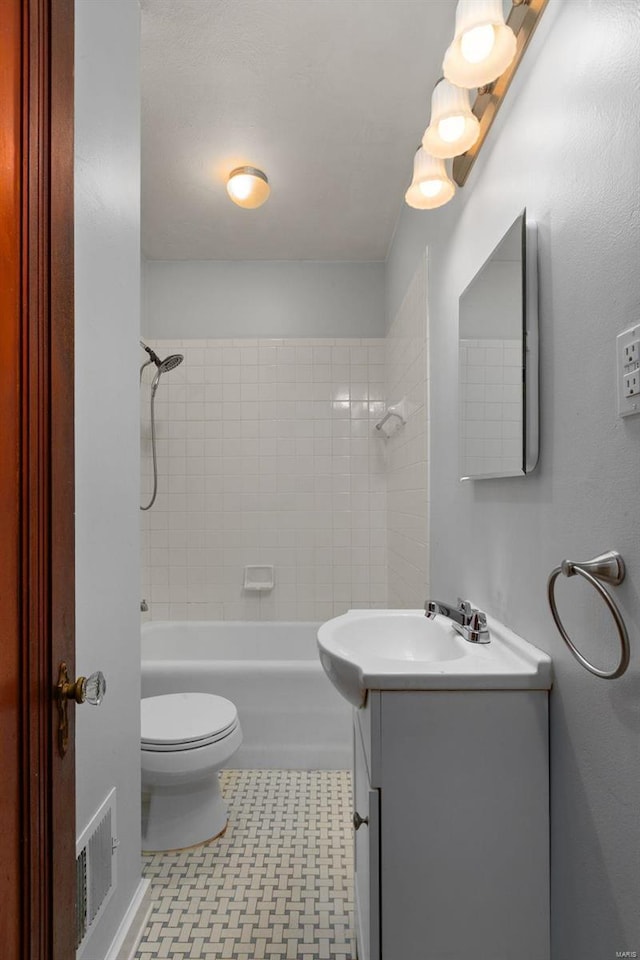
left=352, top=689, right=550, bottom=960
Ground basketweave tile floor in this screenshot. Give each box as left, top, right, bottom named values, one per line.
left=136, top=769, right=354, bottom=960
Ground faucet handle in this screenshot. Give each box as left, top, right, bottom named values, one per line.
left=466, top=610, right=490, bottom=643
left=457, top=598, right=472, bottom=622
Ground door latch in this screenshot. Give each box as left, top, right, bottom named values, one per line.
left=55, top=661, right=106, bottom=757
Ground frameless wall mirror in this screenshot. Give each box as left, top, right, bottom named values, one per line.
left=458, top=210, right=538, bottom=480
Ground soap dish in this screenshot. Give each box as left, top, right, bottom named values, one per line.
left=243, top=565, right=275, bottom=592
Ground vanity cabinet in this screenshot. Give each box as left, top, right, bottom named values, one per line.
left=352, top=689, right=550, bottom=960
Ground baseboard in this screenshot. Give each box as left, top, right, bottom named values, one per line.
left=104, top=878, right=152, bottom=960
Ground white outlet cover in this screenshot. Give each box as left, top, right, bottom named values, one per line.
left=624, top=371, right=640, bottom=398
left=616, top=324, right=640, bottom=417
left=624, top=340, right=640, bottom=365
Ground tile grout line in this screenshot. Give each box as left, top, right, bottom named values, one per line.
left=136, top=769, right=354, bottom=960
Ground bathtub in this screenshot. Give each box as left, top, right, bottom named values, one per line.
left=141, top=620, right=351, bottom=769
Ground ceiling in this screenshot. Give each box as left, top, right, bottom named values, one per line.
left=141, top=0, right=457, bottom=261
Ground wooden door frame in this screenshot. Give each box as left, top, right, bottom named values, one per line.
left=0, top=1, right=75, bottom=957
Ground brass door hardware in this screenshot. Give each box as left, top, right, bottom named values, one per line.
left=55, top=661, right=106, bottom=756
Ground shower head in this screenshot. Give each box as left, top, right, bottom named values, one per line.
left=150, top=352, right=184, bottom=393
left=158, top=354, right=183, bottom=373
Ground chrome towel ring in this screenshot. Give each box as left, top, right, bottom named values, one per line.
left=547, top=551, right=630, bottom=679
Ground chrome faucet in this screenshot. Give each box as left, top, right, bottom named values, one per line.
left=425, top=597, right=490, bottom=644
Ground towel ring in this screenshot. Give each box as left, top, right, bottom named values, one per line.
left=547, top=551, right=630, bottom=679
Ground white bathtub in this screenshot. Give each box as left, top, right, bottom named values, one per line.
left=141, top=620, right=351, bottom=769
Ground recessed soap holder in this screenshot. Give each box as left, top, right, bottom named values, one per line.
left=243, top=565, right=275, bottom=592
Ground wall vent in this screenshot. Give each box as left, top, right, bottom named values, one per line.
left=76, top=788, right=118, bottom=955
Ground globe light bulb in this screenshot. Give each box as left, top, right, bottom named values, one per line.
left=460, top=23, right=496, bottom=64
left=226, top=166, right=271, bottom=209
left=443, top=2, right=517, bottom=89
left=437, top=115, right=467, bottom=144
left=419, top=179, right=445, bottom=199
left=227, top=174, right=253, bottom=201
left=405, top=148, right=455, bottom=210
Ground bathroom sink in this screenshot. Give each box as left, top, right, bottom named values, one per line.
left=325, top=613, right=467, bottom=664
left=317, top=609, right=552, bottom=707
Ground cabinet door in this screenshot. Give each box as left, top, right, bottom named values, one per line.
left=354, top=720, right=380, bottom=960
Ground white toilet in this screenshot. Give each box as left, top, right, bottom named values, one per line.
left=140, top=692, right=243, bottom=852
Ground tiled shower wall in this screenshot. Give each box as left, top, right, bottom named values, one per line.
left=140, top=338, right=388, bottom=621
left=385, top=254, right=429, bottom=607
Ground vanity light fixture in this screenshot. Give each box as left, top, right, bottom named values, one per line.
left=226, top=166, right=271, bottom=209
left=404, top=148, right=455, bottom=210
left=422, top=79, right=480, bottom=159
left=404, top=0, right=548, bottom=207
left=443, top=0, right=517, bottom=89
left=452, top=0, right=549, bottom=185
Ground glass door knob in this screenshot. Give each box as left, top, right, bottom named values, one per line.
left=80, top=671, right=107, bottom=705
left=57, top=663, right=107, bottom=705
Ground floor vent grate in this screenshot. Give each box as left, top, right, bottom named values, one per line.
left=76, top=788, right=118, bottom=954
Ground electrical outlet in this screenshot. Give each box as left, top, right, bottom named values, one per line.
left=616, top=325, right=640, bottom=417
left=624, top=371, right=640, bottom=398
left=624, top=340, right=640, bottom=367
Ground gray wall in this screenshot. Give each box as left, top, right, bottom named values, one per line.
left=75, top=1, right=142, bottom=955
left=386, top=2, right=640, bottom=957
left=143, top=259, right=385, bottom=339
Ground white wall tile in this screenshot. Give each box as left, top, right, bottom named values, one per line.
left=141, top=337, right=388, bottom=619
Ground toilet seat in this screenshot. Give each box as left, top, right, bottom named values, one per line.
left=141, top=693, right=239, bottom=752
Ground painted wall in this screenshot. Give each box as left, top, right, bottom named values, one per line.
left=75, top=1, right=142, bottom=956
left=143, top=259, right=385, bottom=339
left=140, top=337, right=387, bottom=621
left=385, top=254, right=430, bottom=607
left=386, top=2, right=640, bottom=957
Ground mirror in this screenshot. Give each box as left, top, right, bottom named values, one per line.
left=458, top=210, right=538, bottom=480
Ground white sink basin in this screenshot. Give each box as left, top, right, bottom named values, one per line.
left=325, top=612, right=467, bottom=663
left=317, top=608, right=553, bottom=707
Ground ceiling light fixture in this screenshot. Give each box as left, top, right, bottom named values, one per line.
left=422, top=79, right=480, bottom=159
left=443, top=0, right=517, bottom=89
left=226, top=166, right=271, bottom=209
left=404, top=148, right=455, bottom=210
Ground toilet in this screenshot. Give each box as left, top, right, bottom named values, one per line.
left=140, top=692, right=243, bottom=852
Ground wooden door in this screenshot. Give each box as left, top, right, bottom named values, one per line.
left=0, top=1, right=76, bottom=957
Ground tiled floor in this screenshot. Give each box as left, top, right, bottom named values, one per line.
left=137, top=770, right=354, bottom=960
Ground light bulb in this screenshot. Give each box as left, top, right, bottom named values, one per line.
left=423, top=79, right=480, bottom=158
left=460, top=23, right=495, bottom=64
left=443, top=1, right=517, bottom=88
left=226, top=166, right=271, bottom=209
left=419, top=179, right=444, bottom=199
left=405, top=148, right=455, bottom=210
left=437, top=115, right=466, bottom=144
left=227, top=174, right=253, bottom=202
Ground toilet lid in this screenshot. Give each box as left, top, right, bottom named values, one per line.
left=141, top=693, right=238, bottom=749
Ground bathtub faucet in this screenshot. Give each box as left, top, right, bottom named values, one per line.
left=425, top=598, right=490, bottom=644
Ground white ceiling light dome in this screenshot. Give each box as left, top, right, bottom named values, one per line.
left=443, top=0, right=517, bottom=89
left=404, top=148, right=455, bottom=210
left=226, top=166, right=271, bottom=209
left=422, top=79, right=480, bottom=159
